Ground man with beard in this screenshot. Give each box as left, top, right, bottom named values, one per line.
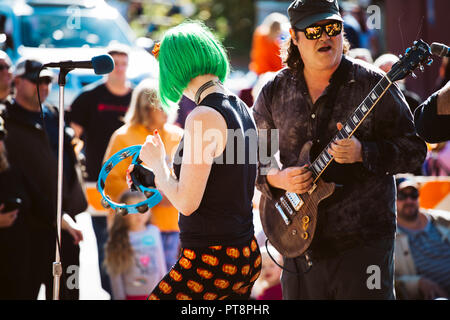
left=394, top=178, right=450, bottom=300
left=253, top=0, right=426, bottom=299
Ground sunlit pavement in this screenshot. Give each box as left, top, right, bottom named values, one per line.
left=38, top=212, right=110, bottom=300
left=77, top=212, right=111, bottom=300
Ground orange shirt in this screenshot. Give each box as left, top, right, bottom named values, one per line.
left=103, top=123, right=183, bottom=231
left=249, top=27, right=283, bottom=75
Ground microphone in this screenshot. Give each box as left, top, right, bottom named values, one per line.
left=431, top=42, right=450, bottom=58
left=43, top=54, right=115, bottom=75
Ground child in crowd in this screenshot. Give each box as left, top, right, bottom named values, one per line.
left=104, top=191, right=167, bottom=300
left=252, top=245, right=283, bottom=300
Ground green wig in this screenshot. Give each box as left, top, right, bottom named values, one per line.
left=158, top=21, right=230, bottom=111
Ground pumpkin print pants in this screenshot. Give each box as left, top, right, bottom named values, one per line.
left=148, top=237, right=261, bottom=300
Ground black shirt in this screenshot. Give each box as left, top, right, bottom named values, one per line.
left=414, top=91, right=450, bottom=143
left=173, top=93, right=257, bottom=247
left=69, top=82, right=132, bottom=181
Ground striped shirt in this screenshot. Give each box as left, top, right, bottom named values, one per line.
left=398, top=217, right=450, bottom=295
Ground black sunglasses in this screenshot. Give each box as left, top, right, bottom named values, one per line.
left=298, top=21, right=343, bottom=40
left=397, top=189, right=419, bottom=201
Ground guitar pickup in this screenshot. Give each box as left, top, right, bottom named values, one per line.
left=286, top=192, right=304, bottom=211
left=275, top=203, right=291, bottom=225
left=280, top=197, right=294, bottom=216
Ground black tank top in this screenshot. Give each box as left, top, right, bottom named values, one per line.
left=173, top=92, right=257, bottom=247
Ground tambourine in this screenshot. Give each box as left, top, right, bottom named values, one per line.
left=97, top=145, right=162, bottom=215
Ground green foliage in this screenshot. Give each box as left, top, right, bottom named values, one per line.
left=127, top=0, right=256, bottom=68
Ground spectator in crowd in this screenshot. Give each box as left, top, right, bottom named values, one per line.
left=69, top=44, right=133, bottom=296
left=374, top=53, right=425, bottom=174
left=0, top=112, right=19, bottom=229
left=0, top=58, right=85, bottom=299
left=0, top=111, right=29, bottom=299
left=340, top=2, right=360, bottom=49
left=0, top=49, right=18, bottom=240
left=0, top=50, right=12, bottom=104
left=422, top=142, right=450, bottom=176
left=104, top=191, right=166, bottom=300
left=249, top=13, right=289, bottom=76
left=394, top=178, right=450, bottom=300
left=348, top=47, right=373, bottom=63
left=103, top=78, right=183, bottom=270
left=253, top=246, right=283, bottom=300
left=374, top=53, right=422, bottom=114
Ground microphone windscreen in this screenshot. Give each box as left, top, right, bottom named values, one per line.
left=430, top=42, right=449, bottom=58
left=91, top=54, right=115, bottom=75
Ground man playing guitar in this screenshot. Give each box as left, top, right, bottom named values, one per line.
left=253, top=0, right=427, bottom=299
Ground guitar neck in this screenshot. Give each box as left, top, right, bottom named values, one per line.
left=309, top=75, right=393, bottom=182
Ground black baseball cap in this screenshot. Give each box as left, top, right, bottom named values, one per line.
left=288, top=0, right=343, bottom=30
left=13, top=59, right=54, bottom=84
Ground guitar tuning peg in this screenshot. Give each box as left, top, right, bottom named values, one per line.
left=411, top=72, right=417, bottom=79
left=427, top=58, right=433, bottom=66
left=419, top=64, right=424, bottom=72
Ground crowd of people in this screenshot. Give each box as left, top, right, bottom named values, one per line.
left=0, top=0, right=449, bottom=300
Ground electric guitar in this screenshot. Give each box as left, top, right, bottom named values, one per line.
left=261, top=40, right=433, bottom=258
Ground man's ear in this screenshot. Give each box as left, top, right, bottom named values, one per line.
left=289, top=28, right=298, bottom=46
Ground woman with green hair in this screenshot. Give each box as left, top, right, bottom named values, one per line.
left=129, top=21, right=261, bottom=300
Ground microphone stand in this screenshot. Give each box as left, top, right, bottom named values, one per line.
left=53, top=67, right=73, bottom=300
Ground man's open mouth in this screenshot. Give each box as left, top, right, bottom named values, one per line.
left=318, top=46, right=332, bottom=52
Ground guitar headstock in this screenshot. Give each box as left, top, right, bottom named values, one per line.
left=387, top=39, right=433, bottom=82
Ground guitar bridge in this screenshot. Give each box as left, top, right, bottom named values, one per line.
left=275, top=203, right=291, bottom=225
left=286, top=192, right=304, bottom=211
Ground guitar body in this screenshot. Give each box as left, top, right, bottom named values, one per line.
left=259, top=141, right=335, bottom=258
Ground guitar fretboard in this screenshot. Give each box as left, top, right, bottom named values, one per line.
left=287, top=76, right=392, bottom=184
left=308, top=76, right=392, bottom=181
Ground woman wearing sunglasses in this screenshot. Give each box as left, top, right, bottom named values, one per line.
left=253, top=0, right=426, bottom=299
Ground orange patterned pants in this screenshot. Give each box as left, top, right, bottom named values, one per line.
left=148, top=237, right=261, bottom=300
